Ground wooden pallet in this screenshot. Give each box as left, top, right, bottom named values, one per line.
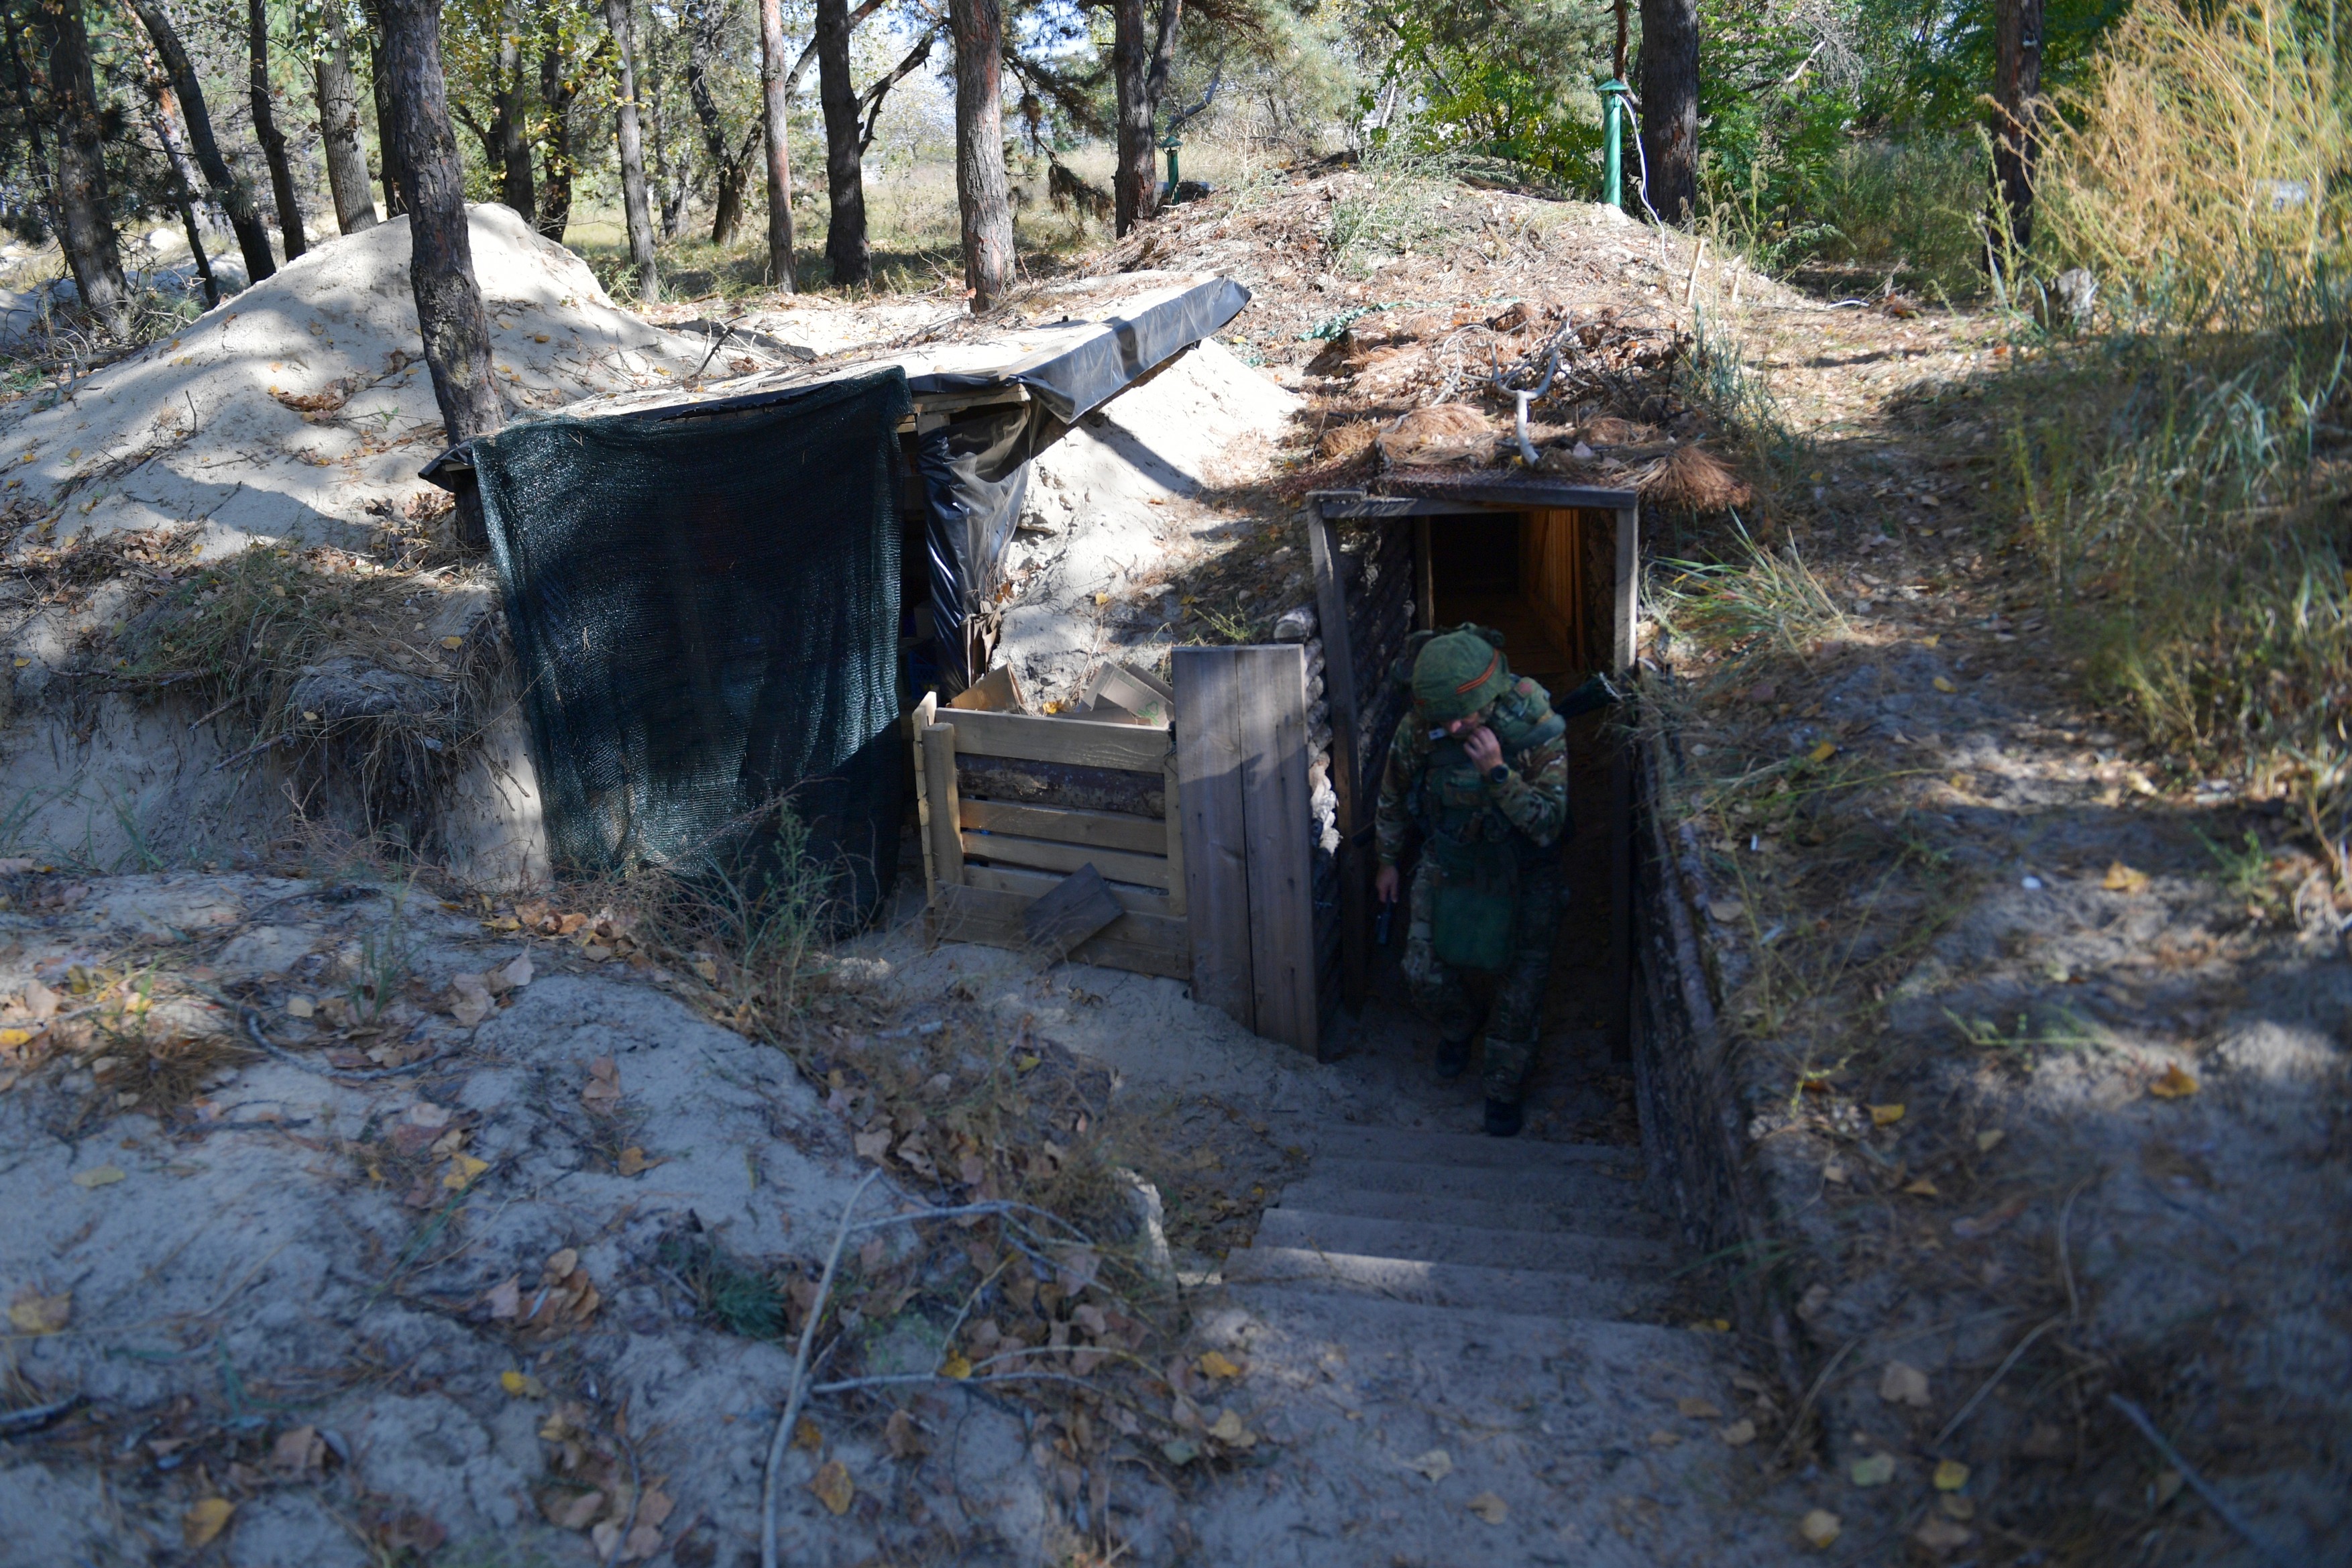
left=909, top=693, right=1189, bottom=980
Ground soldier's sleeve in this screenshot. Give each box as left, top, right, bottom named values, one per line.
left=1374, top=717, right=1420, bottom=865
left=1488, top=736, right=1569, bottom=846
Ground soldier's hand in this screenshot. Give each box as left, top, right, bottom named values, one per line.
left=1375, top=864, right=1400, bottom=904
left=1463, top=722, right=1504, bottom=774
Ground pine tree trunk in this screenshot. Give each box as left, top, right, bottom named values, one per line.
left=1111, top=0, right=1151, bottom=237
left=376, top=0, right=501, bottom=462
left=601, top=0, right=659, bottom=300
left=948, top=0, right=1011, bottom=309
left=141, top=78, right=220, bottom=305
left=316, top=1, right=379, bottom=234
left=494, top=0, right=536, bottom=223
left=535, top=40, right=577, bottom=241
left=124, top=0, right=279, bottom=278
left=1991, top=0, right=2044, bottom=256
left=1636, top=0, right=1699, bottom=224
left=248, top=0, right=306, bottom=258
left=36, top=0, right=129, bottom=329
left=758, top=0, right=797, bottom=290
left=814, top=0, right=867, bottom=284
left=370, top=33, right=410, bottom=215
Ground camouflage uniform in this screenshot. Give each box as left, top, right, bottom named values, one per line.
left=1375, top=667, right=1571, bottom=1105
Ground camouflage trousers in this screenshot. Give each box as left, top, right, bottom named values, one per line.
left=1399, top=852, right=1561, bottom=1103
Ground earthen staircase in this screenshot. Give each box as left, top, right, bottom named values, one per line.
left=1184, top=1121, right=1794, bottom=1566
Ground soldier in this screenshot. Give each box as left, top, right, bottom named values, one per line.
left=1373, top=626, right=1571, bottom=1137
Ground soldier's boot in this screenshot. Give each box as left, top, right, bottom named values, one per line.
left=1481, top=1032, right=1538, bottom=1138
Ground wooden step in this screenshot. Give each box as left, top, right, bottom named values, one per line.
left=1254, top=1207, right=1673, bottom=1275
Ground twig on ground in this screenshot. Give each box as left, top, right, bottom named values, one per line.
left=2107, top=1394, right=2296, bottom=1568
left=763, top=1169, right=883, bottom=1568
left=1931, top=1315, right=2065, bottom=1448
left=241, top=1008, right=458, bottom=1082
left=0, top=1393, right=83, bottom=1436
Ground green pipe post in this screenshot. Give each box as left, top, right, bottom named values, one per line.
left=1162, top=137, right=1181, bottom=199
left=1598, top=78, right=1629, bottom=210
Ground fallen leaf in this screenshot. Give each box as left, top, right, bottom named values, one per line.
left=1466, top=1492, right=1508, bottom=1524
left=1196, top=1351, right=1244, bottom=1380
left=1408, top=1447, right=1453, bottom=1482
left=1014, top=1052, right=1041, bottom=1073
left=1934, top=1458, right=1970, bottom=1491
left=580, top=1057, right=624, bottom=1115
left=1707, top=897, right=1746, bottom=923
left=440, top=635, right=463, bottom=649
left=270, top=1424, right=323, bottom=1469
left=1878, top=1361, right=1931, bottom=1407
left=1719, top=1418, right=1757, bottom=1447
left=22, top=981, right=56, bottom=1019
left=1942, top=1493, right=1976, bottom=1520
left=286, top=994, right=315, bottom=1019
left=486, top=1275, right=521, bottom=1319
left=500, top=1369, right=546, bottom=1398
left=1952, top=1195, right=2029, bottom=1238
left=447, top=974, right=492, bottom=1027
left=885, top=1409, right=925, bottom=1459
left=1160, top=1438, right=1198, bottom=1465
left=638, top=1488, right=675, bottom=1528
left=442, top=1153, right=489, bottom=1190
left=1207, top=1408, right=1255, bottom=1448
left=1976, top=1129, right=2005, bottom=1153
left=853, top=1128, right=891, bottom=1162
left=8, top=1286, right=70, bottom=1333
left=807, top=1459, right=854, bottom=1516
left=616, top=1147, right=653, bottom=1176
left=182, top=1498, right=234, bottom=1548
left=1799, top=1508, right=1842, bottom=1548
left=940, top=1351, right=972, bottom=1380
left=1647, top=1429, right=1681, bottom=1447
left=1849, top=1451, right=1897, bottom=1486
left=72, top=1165, right=125, bottom=1188
left=792, top=1417, right=823, bottom=1451
left=1914, top=1514, right=1974, bottom=1555
left=1869, top=1103, right=1905, bottom=1126
left=1807, top=740, right=1836, bottom=764
left=1676, top=1396, right=1722, bottom=1419
left=549, top=1490, right=603, bottom=1530
left=492, top=953, right=534, bottom=992
left=1903, top=1178, right=1941, bottom=1197
left=2148, top=1063, right=2198, bottom=1099
left=0, top=1027, right=32, bottom=1049
left=544, top=1247, right=579, bottom=1278
left=1822, top=1160, right=1849, bottom=1184
left=618, top=1522, right=664, bottom=1562
left=1932, top=675, right=1956, bottom=693
left=2102, top=861, right=2150, bottom=893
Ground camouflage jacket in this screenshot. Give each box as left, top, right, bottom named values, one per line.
left=1374, top=674, right=1570, bottom=864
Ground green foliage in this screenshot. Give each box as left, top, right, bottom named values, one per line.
left=1359, top=0, right=1608, bottom=184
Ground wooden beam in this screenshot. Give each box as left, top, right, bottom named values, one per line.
left=909, top=692, right=939, bottom=898
left=1022, top=864, right=1123, bottom=955
left=1613, top=504, right=1640, bottom=675
left=921, top=723, right=964, bottom=891
left=931, top=882, right=1190, bottom=979
left=958, top=797, right=1164, bottom=855
left=1237, top=647, right=1317, bottom=1054
left=945, top=708, right=1174, bottom=773
left=1608, top=504, right=1640, bottom=1062
left=1159, top=756, right=1187, bottom=919
left=1310, top=506, right=1368, bottom=1019
left=964, top=862, right=1172, bottom=917
left=960, top=830, right=1172, bottom=891
left=1174, top=649, right=1255, bottom=1031
left=1414, top=517, right=1435, bottom=631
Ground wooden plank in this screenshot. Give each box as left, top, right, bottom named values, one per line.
left=931, top=883, right=1190, bottom=979
left=1159, top=756, right=1187, bottom=919
left=909, top=693, right=939, bottom=898
left=958, top=798, right=1165, bottom=855
left=1023, top=864, right=1123, bottom=954
left=921, top=724, right=964, bottom=890
left=956, top=757, right=1164, bottom=819
left=946, top=708, right=1173, bottom=773
left=1609, top=504, right=1640, bottom=1060
left=1613, top=504, right=1640, bottom=674
left=1414, top=518, right=1435, bottom=630
left=964, top=863, right=1172, bottom=917
left=949, top=666, right=1028, bottom=713
left=1235, top=645, right=1318, bottom=1055
left=959, top=830, right=1172, bottom=890
left=1310, top=507, right=1369, bottom=1017
left=1173, top=648, right=1255, bottom=1031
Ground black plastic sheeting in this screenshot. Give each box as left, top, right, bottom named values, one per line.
left=465, top=369, right=913, bottom=916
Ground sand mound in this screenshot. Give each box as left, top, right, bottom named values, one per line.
left=0, top=206, right=737, bottom=553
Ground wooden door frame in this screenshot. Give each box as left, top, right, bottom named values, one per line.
left=1305, top=483, right=1641, bottom=1058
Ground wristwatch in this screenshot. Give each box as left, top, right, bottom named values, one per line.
left=1487, top=764, right=1510, bottom=785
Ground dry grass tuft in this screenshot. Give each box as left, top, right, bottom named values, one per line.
left=1639, top=444, right=1753, bottom=512
left=1376, top=402, right=1493, bottom=467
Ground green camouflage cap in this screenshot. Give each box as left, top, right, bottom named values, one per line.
left=1411, top=629, right=1512, bottom=722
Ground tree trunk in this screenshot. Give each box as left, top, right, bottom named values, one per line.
left=535, top=38, right=579, bottom=241
left=948, top=0, right=1011, bottom=309
left=814, top=0, right=866, bottom=283
left=136, top=66, right=221, bottom=305
left=248, top=0, right=306, bottom=258
left=1636, top=0, right=1699, bottom=224
left=124, top=0, right=278, bottom=278
left=493, top=0, right=536, bottom=222
left=1990, top=0, right=2045, bottom=256
left=757, top=0, right=796, bottom=290
left=642, top=2, right=686, bottom=239
left=687, top=0, right=748, bottom=246
left=370, top=34, right=410, bottom=215
left=36, top=0, right=129, bottom=328
left=378, top=0, right=502, bottom=551
left=316, top=1, right=379, bottom=233
left=1111, top=0, right=1151, bottom=237
left=601, top=0, right=658, bottom=300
